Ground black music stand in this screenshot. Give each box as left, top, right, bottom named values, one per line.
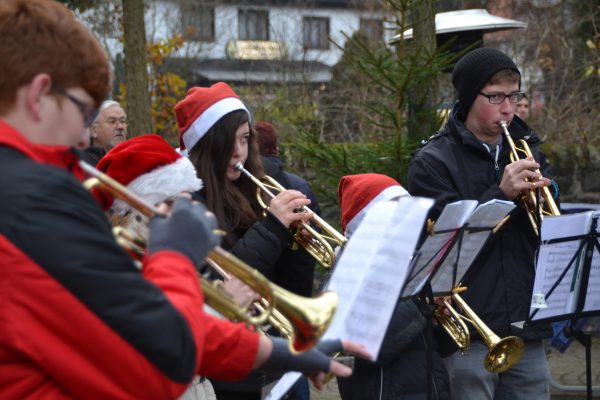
left=527, top=212, right=600, bottom=400
left=401, top=199, right=515, bottom=298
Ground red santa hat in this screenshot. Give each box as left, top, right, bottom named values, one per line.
left=95, top=134, right=202, bottom=214
left=174, top=82, right=250, bottom=151
left=338, top=173, right=409, bottom=237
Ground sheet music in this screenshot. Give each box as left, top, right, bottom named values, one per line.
left=263, top=372, right=302, bottom=400
left=324, top=196, right=434, bottom=359
left=530, top=212, right=594, bottom=320
left=401, top=200, right=477, bottom=297
left=262, top=197, right=434, bottom=400
left=430, top=199, right=515, bottom=293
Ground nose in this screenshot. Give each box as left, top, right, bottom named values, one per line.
left=232, top=141, right=242, bottom=158
left=499, top=97, right=515, bottom=114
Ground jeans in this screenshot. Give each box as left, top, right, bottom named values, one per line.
left=444, top=340, right=550, bottom=400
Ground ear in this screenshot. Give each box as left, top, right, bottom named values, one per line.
left=25, top=74, right=52, bottom=123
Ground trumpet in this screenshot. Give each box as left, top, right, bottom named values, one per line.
left=500, top=121, right=560, bottom=235
left=80, top=160, right=337, bottom=353
left=235, top=162, right=347, bottom=268
left=435, top=290, right=525, bottom=373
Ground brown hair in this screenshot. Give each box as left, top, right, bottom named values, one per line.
left=188, top=110, right=265, bottom=242
left=254, top=121, right=279, bottom=156
left=488, top=69, right=520, bottom=87
left=0, top=0, right=111, bottom=113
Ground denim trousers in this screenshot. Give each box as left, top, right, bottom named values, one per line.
left=444, top=340, right=550, bottom=400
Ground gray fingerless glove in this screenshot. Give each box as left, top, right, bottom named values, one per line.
left=148, top=198, right=219, bottom=266
left=260, top=338, right=343, bottom=375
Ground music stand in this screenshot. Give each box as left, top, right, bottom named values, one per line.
left=401, top=199, right=515, bottom=298
left=527, top=211, right=600, bottom=400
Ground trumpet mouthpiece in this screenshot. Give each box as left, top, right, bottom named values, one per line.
left=499, top=120, right=508, bottom=128
left=234, top=162, right=244, bottom=171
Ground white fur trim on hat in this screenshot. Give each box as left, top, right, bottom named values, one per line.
left=345, top=185, right=409, bottom=238
left=111, top=157, right=202, bottom=215
left=182, top=97, right=249, bottom=151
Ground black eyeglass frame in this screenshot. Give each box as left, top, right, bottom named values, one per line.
left=51, top=83, right=98, bottom=128
left=478, top=91, right=526, bottom=104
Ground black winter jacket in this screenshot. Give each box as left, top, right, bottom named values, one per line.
left=194, top=188, right=315, bottom=397
left=407, top=105, right=556, bottom=342
left=337, top=299, right=450, bottom=400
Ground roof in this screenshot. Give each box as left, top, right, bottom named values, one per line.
left=165, top=58, right=332, bottom=85
left=389, top=9, right=527, bottom=44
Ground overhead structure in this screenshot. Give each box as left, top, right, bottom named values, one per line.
left=389, top=9, right=527, bottom=51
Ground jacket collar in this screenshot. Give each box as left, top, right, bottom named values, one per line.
left=0, top=120, right=85, bottom=180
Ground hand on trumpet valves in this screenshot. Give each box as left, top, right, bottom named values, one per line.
left=499, top=156, right=551, bottom=200
left=268, top=189, right=312, bottom=228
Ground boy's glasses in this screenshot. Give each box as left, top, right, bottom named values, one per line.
left=479, top=92, right=526, bottom=104
left=51, top=83, right=98, bottom=127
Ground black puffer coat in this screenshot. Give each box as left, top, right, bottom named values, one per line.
left=407, top=104, right=556, bottom=342
left=194, top=189, right=315, bottom=397
left=337, top=299, right=450, bottom=400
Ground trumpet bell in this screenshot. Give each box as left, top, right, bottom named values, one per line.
left=275, top=289, right=338, bottom=353
left=484, top=335, right=525, bottom=373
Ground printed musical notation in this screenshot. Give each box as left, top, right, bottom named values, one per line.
left=530, top=211, right=597, bottom=321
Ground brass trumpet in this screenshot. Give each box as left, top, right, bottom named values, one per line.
left=500, top=121, right=560, bottom=235
left=435, top=290, right=525, bottom=373
left=235, top=162, right=347, bottom=268
left=80, top=160, right=338, bottom=353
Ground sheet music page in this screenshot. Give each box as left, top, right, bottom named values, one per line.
left=583, top=212, right=600, bottom=313
left=263, top=198, right=434, bottom=400
left=263, top=372, right=302, bottom=400
left=530, top=212, right=593, bottom=320
left=431, top=199, right=516, bottom=293
left=401, top=200, right=476, bottom=297
left=433, top=200, right=478, bottom=230
left=323, top=196, right=434, bottom=359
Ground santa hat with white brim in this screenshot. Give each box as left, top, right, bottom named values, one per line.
left=175, top=82, right=251, bottom=151
left=338, top=173, right=409, bottom=238
left=95, top=134, right=202, bottom=215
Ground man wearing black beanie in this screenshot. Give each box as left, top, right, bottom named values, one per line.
left=407, top=47, right=559, bottom=400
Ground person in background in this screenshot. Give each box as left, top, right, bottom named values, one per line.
left=335, top=173, right=450, bottom=400
left=515, top=94, right=530, bottom=121
left=82, top=100, right=128, bottom=165
left=408, top=47, right=557, bottom=400
left=175, top=82, right=321, bottom=400
left=255, top=121, right=321, bottom=216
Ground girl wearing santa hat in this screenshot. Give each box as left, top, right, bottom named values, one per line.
left=336, top=174, right=450, bottom=400
left=96, top=134, right=370, bottom=400
left=175, top=82, right=317, bottom=400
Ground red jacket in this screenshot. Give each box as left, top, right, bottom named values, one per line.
left=0, top=121, right=259, bottom=399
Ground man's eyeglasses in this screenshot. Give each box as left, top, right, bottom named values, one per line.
left=51, top=83, right=98, bottom=128
left=103, top=117, right=128, bottom=127
left=479, top=92, right=526, bottom=104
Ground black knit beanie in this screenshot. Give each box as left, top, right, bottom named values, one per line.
left=452, top=48, right=521, bottom=116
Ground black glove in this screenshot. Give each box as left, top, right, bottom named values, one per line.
left=148, top=198, right=220, bottom=266
left=260, top=338, right=343, bottom=375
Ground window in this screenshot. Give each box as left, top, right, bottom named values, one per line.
left=303, top=17, right=329, bottom=50
left=359, top=18, right=383, bottom=42
left=180, top=3, right=215, bottom=42
left=238, top=9, right=269, bottom=40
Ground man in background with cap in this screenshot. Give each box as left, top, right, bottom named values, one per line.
left=408, top=48, right=559, bottom=399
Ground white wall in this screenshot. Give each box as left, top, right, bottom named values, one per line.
left=151, top=1, right=395, bottom=67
